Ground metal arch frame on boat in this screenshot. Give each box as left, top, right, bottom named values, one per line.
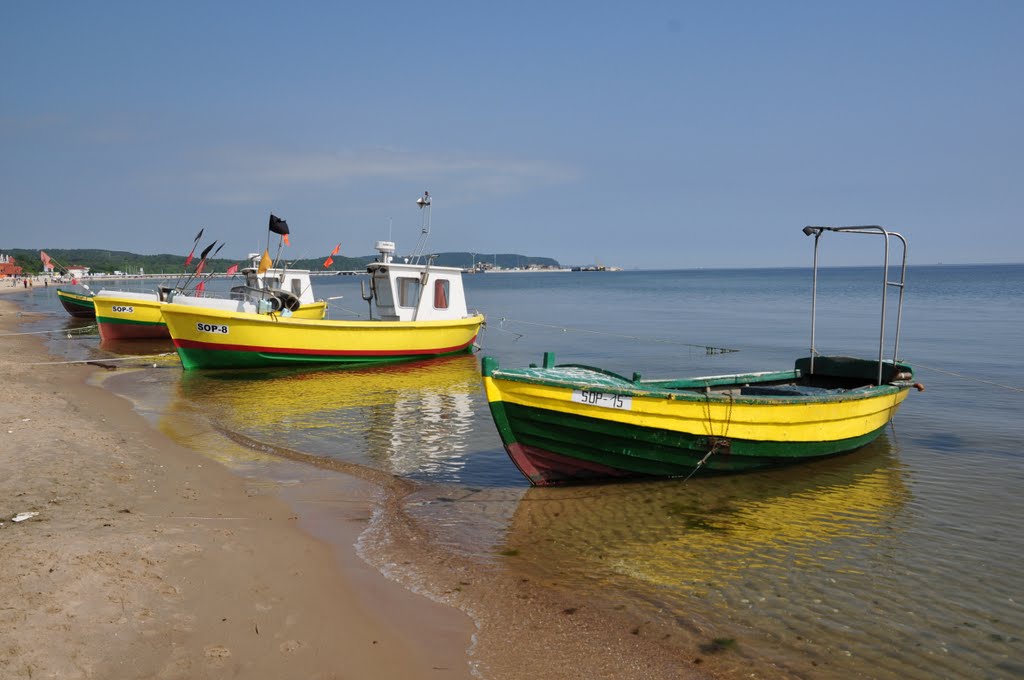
left=803, top=225, right=908, bottom=385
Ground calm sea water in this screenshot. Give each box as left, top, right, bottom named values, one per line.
left=13, top=263, right=1024, bottom=678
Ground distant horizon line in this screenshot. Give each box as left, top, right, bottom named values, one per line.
left=13, top=262, right=1020, bottom=278
left=629, top=261, right=1023, bottom=271
left=1, top=246, right=1020, bottom=273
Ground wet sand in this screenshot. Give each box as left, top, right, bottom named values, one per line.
left=0, top=286, right=720, bottom=679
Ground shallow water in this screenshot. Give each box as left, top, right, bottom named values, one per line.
left=13, top=263, right=1024, bottom=678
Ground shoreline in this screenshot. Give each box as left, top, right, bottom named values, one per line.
left=1, top=285, right=722, bottom=679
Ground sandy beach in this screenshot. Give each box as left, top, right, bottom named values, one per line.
left=0, top=290, right=474, bottom=679
left=0, top=285, right=719, bottom=680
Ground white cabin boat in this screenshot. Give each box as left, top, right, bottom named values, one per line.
left=159, top=192, right=486, bottom=370
left=363, top=240, right=470, bottom=322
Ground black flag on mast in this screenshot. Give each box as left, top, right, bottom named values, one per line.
left=269, top=214, right=289, bottom=235
left=199, top=241, right=217, bottom=260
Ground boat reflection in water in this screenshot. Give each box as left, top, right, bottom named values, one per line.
left=99, top=337, right=175, bottom=357
left=491, top=438, right=910, bottom=674
left=175, top=354, right=482, bottom=480
left=503, top=438, right=907, bottom=589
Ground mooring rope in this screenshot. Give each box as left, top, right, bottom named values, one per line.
left=0, top=324, right=98, bottom=337
left=496, top=316, right=739, bottom=354
left=682, top=448, right=717, bottom=483
left=686, top=391, right=735, bottom=481
left=911, top=361, right=1024, bottom=393
left=16, top=353, right=176, bottom=367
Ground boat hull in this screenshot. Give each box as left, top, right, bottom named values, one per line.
left=56, top=288, right=96, bottom=318
left=161, top=303, right=485, bottom=370
left=94, top=294, right=169, bottom=340
left=482, top=367, right=911, bottom=486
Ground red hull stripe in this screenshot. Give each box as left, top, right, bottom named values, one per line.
left=505, top=442, right=637, bottom=486
left=172, top=336, right=478, bottom=357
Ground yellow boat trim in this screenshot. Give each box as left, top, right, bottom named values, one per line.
left=484, top=376, right=908, bottom=443
left=162, top=303, right=485, bottom=355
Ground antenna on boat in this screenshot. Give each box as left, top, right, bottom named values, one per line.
left=410, top=191, right=431, bottom=264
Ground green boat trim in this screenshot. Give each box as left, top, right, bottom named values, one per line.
left=173, top=342, right=477, bottom=371
left=56, top=288, right=97, bottom=318
left=496, top=400, right=887, bottom=470
left=95, top=315, right=166, bottom=327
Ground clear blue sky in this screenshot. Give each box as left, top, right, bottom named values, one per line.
left=2, top=1, right=1021, bottom=268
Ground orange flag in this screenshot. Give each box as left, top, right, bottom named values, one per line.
left=257, top=249, right=272, bottom=274
left=323, top=243, right=340, bottom=268
left=283, top=233, right=290, bottom=246
left=225, top=264, right=239, bottom=275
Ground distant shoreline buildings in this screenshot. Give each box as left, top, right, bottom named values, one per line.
left=0, top=253, right=24, bottom=278
left=469, top=261, right=622, bottom=274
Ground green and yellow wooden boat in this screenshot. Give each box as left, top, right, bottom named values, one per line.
left=56, top=287, right=96, bottom=318
left=482, top=225, right=924, bottom=486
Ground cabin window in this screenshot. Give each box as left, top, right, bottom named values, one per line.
left=291, top=279, right=302, bottom=297
left=434, top=279, right=449, bottom=309
left=397, top=277, right=421, bottom=307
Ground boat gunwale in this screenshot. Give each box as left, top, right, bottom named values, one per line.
left=93, top=290, right=164, bottom=304
left=486, top=362, right=912, bottom=405
left=56, top=288, right=95, bottom=303
left=160, top=303, right=485, bottom=330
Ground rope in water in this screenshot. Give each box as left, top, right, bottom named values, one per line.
left=683, top=391, right=735, bottom=481
left=16, top=353, right=177, bottom=366
left=0, top=324, right=98, bottom=337
left=912, top=361, right=1024, bottom=393
left=495, top=316, right=740, bottom=354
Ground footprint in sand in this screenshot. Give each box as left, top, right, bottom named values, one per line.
left=279, top=640, right=307, bottom=654
left=172, top=542, right=202, bottom=555
left=204, top=645, right=231, bottom=661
